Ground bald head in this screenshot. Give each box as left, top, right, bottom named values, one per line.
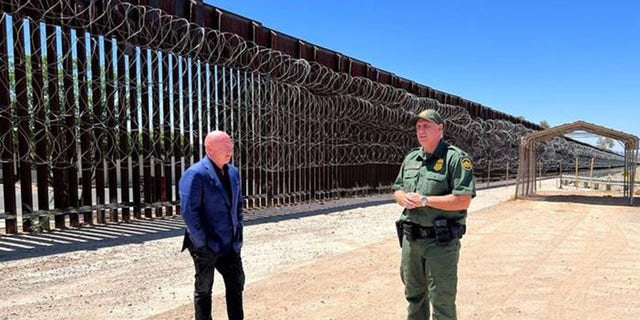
left=205, top=130, right=233, bottom=168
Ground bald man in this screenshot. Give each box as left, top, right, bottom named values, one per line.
left=179, top=130, right=245, bottom=320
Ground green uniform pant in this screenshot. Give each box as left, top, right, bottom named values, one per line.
left=401, top=237, right=460, bottom=320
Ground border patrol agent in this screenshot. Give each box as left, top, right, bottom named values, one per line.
left=392, top=109, right=476, bottom=320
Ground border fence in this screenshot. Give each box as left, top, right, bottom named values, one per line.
left=0, top=0, right=627, bottom=234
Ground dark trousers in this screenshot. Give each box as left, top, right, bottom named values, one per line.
left=188, top=246, right=245, bottom=320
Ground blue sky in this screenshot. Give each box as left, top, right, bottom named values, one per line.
left=207, top=0, right=639, bottom=148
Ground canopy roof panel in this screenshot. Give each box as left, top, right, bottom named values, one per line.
left=522, top=121, right=638, bottom=150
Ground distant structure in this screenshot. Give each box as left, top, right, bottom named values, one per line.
left=516, top=121, right=639, bottom=204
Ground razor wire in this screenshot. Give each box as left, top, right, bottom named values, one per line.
left=0, top=0, right=627, bottom=178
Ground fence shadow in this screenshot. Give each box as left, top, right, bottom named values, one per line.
left=0, top=195, right=394, bottom=262
left=0, top=217, right=185, bottom=262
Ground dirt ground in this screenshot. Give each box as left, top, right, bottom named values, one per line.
left=1, top=180, right=640, bottom=320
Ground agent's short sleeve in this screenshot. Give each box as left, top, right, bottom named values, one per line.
left=449, top=152, right=476, bottom=197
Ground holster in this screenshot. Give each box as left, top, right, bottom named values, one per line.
left=395, top=219, right=403, bottom=248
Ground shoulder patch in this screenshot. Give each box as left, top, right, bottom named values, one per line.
left=461, top=158, right=473, bottom=171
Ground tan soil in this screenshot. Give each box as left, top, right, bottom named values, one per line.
left=1, top=180, right=639, bottom=320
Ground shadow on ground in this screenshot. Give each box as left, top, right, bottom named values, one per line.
left=0, top=195, right=393, bottom=262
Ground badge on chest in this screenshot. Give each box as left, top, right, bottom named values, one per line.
left=433, top=158, right=444, bottom=172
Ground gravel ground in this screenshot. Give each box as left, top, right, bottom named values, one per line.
left=2, top=178, right=633, bottom=320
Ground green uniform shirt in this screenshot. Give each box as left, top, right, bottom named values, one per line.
left=393, top=140, right=476, bottom=226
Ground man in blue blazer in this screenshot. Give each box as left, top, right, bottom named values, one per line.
left=179, top=130, right=245, bottom=320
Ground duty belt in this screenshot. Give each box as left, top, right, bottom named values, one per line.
left=401, top=222, right=436, bottom=239
left=401, top=221, right=466, bottom=241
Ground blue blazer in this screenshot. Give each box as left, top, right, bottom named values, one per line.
left=179, top=157, right=243, bottom=254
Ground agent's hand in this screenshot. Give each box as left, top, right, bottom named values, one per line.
left=403, top=192, right=423, bottom=209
